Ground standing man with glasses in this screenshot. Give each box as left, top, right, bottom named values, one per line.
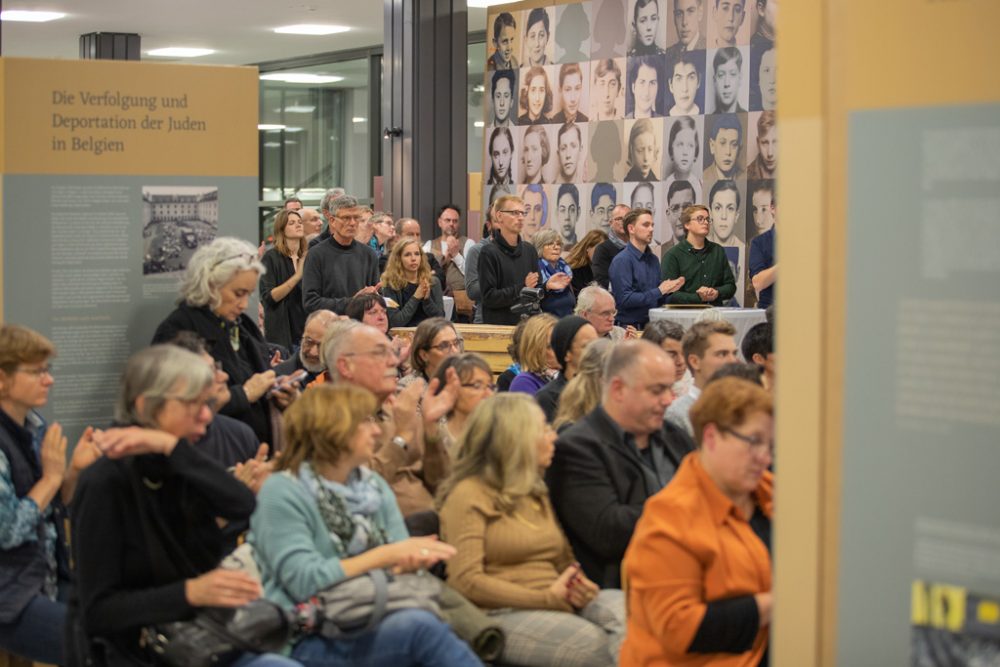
left=478, top=194, right=541, bottom=325
left=660, top=204, right=736, bottom=305
left=301, top=194, right=380, bottom=314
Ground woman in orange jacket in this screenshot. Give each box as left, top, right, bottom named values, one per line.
left=621, top=377, right=774, bottom=666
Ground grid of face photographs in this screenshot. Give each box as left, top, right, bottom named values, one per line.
left=482, top=0, right=778, bottom=306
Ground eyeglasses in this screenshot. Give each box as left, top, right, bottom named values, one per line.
left=342, top=346, right=397, bottom=361
left=721, top=427, right=773, bottom=455
left=499, top=209, right=528, bottom=218
left=16, top=365, right=52, bottom=378
left=461, top=381, right=497, bottom=392
left=429, top=338, right=465, bottom=353
left=690, top=215, right=711, bottom=224
left=590, top=308, right=617, bottom=319
left=165, top=394, right=218, bottom=413
left=336, top=214, right=365, bottom=223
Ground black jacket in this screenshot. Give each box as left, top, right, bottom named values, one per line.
left=477, top=230, right=539, bottom=325
left=68, top=440, right=255, bottom=664
left=546, top=405, right=695, bottom=588
left=152, top=303, right=273, bottom=445
left=591, top=238, right=625, bottom=290
left=259, top=247, right=307, bottom=350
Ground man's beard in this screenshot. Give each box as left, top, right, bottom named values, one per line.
left=300, top=350, right=325, bottom=374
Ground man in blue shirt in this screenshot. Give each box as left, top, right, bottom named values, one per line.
left=608, top=208, right=685, bottom=328
left=749, top=197, right=776, bottom=308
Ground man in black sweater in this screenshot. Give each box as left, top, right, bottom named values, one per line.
left=301, top=194, right=380, bottom=314
left=477, top=194, right=541, bottom=325
left=591, top=203, right=631, bottom=289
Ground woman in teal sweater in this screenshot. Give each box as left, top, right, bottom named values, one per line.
left=250, top=384, right=480, bottom=666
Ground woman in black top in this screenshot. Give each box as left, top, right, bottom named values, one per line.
left=68, top=345, right=296, bottom=667
left=259, top=209, right=308, bottom=350
left=152, top=237, right=299, bottom=447
left=380, top=239, right=444, bottom=329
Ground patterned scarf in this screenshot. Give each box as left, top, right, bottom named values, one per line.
left=537, top=257, right=573, bottom=293
left=298, top=463, right=387, bottom=557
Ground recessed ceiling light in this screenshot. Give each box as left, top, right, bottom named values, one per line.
left=263, top=142, right=281, bottom=148
left=258, top=124, right=287, bottom=131
left=352, top=117, right=367, bottom=123
left=260, top=73, right=344, bottom=84
left=284, top=105, right=317, bottom=113
left=147, top=47, right=215, bottom=58
left=473, top=121, right=484, bottom=128
left=283, top=127, right=305, bottom=133
left=274, top=24, right=350, bottom=36
left=0, top=10, right=66, bottom=22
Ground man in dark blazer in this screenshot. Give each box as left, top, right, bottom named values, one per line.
left=547, top=339, right=695, bottom=588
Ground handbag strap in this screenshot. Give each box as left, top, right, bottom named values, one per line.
left=319, top=568, right=390, bottom=638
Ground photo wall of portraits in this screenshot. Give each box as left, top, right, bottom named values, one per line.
left=482, top=0, right=778, bottom=306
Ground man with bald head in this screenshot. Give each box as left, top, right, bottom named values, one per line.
left=547, top=340, right=695, bottom=587
left=395, top=217, right=446, bottom=287
left=322, top=320, right=458, bottom=517
left=300, top=207, right=323, bottom=238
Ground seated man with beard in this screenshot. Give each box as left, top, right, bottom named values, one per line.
left=273, top=309, right=341, bottom=385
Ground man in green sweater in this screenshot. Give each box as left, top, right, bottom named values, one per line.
left=659, top=204, right=737, bottom=306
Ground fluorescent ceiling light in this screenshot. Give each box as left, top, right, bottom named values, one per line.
left=473, top=121, right=484, bottom=128
left=473, top=85, right=484, bottom=93
left=466, top=0, right=507, bottom=7
left=284, top=105, right=316, bottom=113
left=260, top=73, right=344, bottom=84
left=258, top=124, right=286, bottom=131
left=263, top=142, right=281, bottom=148
left=147, top=47, right=215, bottom=58
left=0, top=10, right=66, bottom=21
left=352, top=117, right=367, bottom=123
left=274, top=24, right=350, bottom=35
left=283, top=127, right=305, bottom=133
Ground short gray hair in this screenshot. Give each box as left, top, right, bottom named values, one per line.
left=532, top=228, right=562, bottom=254
left=179, top=237, right=266, bottom=310
left=115, top=345, right=213, bottom=426
left=320, top=188, right=347, bottom=214
left=328, top=195, right=360, bottom=218
left=321, top=319, right=365, bottom=380
left=305, top=308, right=339, bottom=329
left=574, top=284, right=613, bottom=314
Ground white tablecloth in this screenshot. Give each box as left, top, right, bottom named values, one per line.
left=648, top=307, right=767, bottom=347
left=443, top=295, right=454, bottom=321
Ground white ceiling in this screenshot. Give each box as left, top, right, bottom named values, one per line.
left=1, top=0, right=488, bottom=66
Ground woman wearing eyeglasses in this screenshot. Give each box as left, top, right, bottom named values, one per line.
left=428, top=353, right=496, bottom=456
left=380, top=239, right=445, bottom=329
left=621, top=377, right=774, bottom=667
left=400, top=318, right=464, bottom=389
left=69, top=345, right=297, bottom=667
left=153, top=237, right=299, bottom=449
left=0, top=325, right=100, bottom=665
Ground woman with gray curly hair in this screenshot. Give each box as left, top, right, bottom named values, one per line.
left=152, top=237, right=295, bottom=448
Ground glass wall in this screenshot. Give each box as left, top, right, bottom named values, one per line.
left=258, top=59, right=372, bottom=239
left=467, top=40, right=486, bottom=172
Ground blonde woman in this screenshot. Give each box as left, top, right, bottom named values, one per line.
left=438, top=393, right=625, bottom=667
left=250, top=384, right=479, bottom=666
left=553, top=338, right=613, bottom=432
left=509, top=314, right=558, bottom=395
left=380, top=238, right=444, bottom=328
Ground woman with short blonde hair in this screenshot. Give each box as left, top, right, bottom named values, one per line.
left=252, top=384, right=479, bottom=665
left=509, top=314, right=558, bottom=395
left=439, top=393, right=625, bottom=667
